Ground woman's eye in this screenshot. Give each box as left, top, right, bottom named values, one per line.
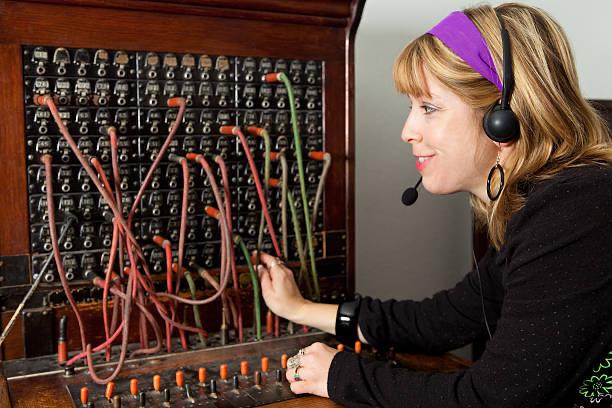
left=421, top=105, right=436, bottom=114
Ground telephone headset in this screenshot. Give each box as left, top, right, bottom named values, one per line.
left=399, top=11, right=519, bottom=342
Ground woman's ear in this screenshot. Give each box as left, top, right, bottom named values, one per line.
left=497, top=139, right=516, bottom=163
left=499, top=140, right=516, bottom=149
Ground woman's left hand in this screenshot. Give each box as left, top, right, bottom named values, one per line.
left=286, top=342, right=339, bottom=398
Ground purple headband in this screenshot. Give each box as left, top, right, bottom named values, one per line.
left=428, top=11, right=502, bottom=91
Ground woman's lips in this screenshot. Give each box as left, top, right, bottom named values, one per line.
left=415, top=155, right=434, bottom=172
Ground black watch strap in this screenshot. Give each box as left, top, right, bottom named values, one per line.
left=335, top=294, right=362, bottom=346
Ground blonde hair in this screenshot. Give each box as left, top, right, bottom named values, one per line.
left=393, top=2, right=612, bottom=249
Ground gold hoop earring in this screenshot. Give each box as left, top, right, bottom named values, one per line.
left=487, top=155, right=505, bottom=201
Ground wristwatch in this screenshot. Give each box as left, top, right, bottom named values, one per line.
left=335, top=293, right=362, bottom=346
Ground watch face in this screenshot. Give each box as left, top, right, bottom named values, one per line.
left=335, top=297, right=361, bottom=345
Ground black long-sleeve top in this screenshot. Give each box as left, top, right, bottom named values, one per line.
left=327, top=164, right=612, bottom=407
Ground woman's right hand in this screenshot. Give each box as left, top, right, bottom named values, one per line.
left=254, top=251, right=309, bottom=322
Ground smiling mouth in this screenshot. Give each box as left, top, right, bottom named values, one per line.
left=415, top=155, right=434, bottom=171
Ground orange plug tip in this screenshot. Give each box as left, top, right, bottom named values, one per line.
left=219, top=125, right=236, bottom=135
left=57, top=342, right=67, bottom=364
left=152, top=235, right=168, bottom=247
left=354, top=341, right=362, bottom=354
left=308, top=151, right=326, bottom=161
left=264, top=73, right=281, bottom=82
left=105, top=382, right=115, bottom=400
left=80, top=387, right=89, bottom=405
left=261, top=356, right=269, bottom=372
left=268, top=178, right=280, bottom=188
left=185, top=152, right=199, bottom=161
left=92, top=276, right=104, bottom=288
left=281, top=354, right=288, bottom=369
left=247, top=126, right=264, bottom=136
left=153, top=374, right=161, bottom=391
left=171, top=263, right=186, bottom=274
left=33, top=94, right=49, bottom=105
left=166, top=97, right=184, bottom=107
left=337, top=344, right=344, bottom=352
left=130, top=378, right=138, bottom=396
left=205, top=206, right=220, bottom=220
left=176, top=370, right=185, bottom=387
left=266, top=312, right=273, bottom=334
left=220, top=364, right=228, bottom=380
left=269, top=152, right=279, bottom=161
left=198, top=367, right=207, bottom=383
left=240, top=361, right=249, bottom=376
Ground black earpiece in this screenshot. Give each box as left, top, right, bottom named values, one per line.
left=483, top=11, right=520, bottom=143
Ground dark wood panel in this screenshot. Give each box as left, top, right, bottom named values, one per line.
left=16, top=0, right=351, bottom=27
left=0, top=44, right=29, bottom=256
left=0, top=363, right=12, bottom=407
left=264, top=396, right=343, bottom=407
left=0, top=1, right=344, bottom=58
left=10, top=373, right=72, bottom=408
left=146, top=0, right=351, bottom=18
left=343, top=0, right=365, bottom=296
left=323, top=59, right=347, bottom=232
left=1, top=312, right=24, bottom=360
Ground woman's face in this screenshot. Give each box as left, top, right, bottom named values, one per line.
left=401, top=69, right=498, bottom=199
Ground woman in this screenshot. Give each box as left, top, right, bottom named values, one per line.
left=256, top=3, right=612, bottom=407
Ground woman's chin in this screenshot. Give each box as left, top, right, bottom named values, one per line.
left=422, top=178, right=457, bottom=195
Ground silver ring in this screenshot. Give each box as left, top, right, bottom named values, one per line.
left=287, top=355, right=301, bottom=369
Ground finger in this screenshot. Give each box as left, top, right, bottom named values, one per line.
left=267, top=261, right=288, bottom=280
left=250, top=249, right=268, bottom=265
left=257, top=264, right=267, bottom=279
left=286, top=367, right=295, bottom=383
left=286, top=367, right=303, bottom=383
left=295, top=366, right=314, bottom=382
left=257, top=251, right=282, bottom=269
left=257, top=265, right=272, bottom=292
left=290, top=380, right=312, bottom=395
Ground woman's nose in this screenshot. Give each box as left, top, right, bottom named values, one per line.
left=401, top=113, right=422, bottom=144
